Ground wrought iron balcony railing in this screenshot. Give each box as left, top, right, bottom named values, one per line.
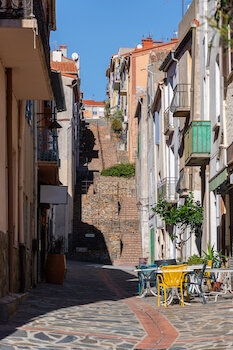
left=37, top=127, right=59, bottom=163
left=164, top=107, right=174, bottom=135
left=170, top=84, right=191, bottom=117
left=157, top=177, right=177, bottom=202
left=227, top=142, right=233, bottom=165
left=120, top=80, right=127, bottom=94
left=0, top=0, right=50, bottom=74
left=0, top=0, right=33, bottom=19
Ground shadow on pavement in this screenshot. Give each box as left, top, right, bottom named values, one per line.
left=0, top=260, right=138, bottom=341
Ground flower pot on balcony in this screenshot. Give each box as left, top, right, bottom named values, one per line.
left=45, top=253, right=66, bottom=284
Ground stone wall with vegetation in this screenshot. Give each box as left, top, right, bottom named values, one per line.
left=71, top=174, right=139, bottom=264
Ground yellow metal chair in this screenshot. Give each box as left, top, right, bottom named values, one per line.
left=157, top=264, right=188, bottom=307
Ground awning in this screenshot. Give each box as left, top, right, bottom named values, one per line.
left=51, top=70, right=66, bottom=112
left=209, top=168, right=227, bottom=192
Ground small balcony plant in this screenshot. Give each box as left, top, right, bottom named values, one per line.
left=48, top=235, right=65, bottom=254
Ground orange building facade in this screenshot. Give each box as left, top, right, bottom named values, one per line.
left=82, top=99, right=105, bottom=119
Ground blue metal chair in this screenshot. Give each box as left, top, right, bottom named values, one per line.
left=137, top=264, right=158, bottom=297
left=185, top=263, right=207, bottom=304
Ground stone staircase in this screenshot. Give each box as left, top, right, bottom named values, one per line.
left=72, top=119, right=142, bottom=266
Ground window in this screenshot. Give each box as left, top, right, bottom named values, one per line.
left=93, top=107, right=97, bottom=115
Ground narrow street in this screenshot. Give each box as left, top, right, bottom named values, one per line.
left=1, top=260, right=233, bottom=350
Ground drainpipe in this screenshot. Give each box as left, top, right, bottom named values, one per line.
left=18, top=101, right=25, bottom=244
left=18, top=101, right=26, bottom=292
left=158, top=82, right=166, bottom=178
left=171, top=50, right=181, bottom=257
left=33, top=101, right=38, bottom=286
left=190, top=22, right=197, bottom=122
left=171, top=50, right=180, bottom=181
left=6, top=68, right=14, bottom=293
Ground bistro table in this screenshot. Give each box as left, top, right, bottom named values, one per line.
left=134, top=264, right=203, bottom=299
left=203, top=267, right=233, bottom=301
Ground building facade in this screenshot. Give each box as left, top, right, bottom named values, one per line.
left=50, top=46, right=81, bottom=253
left=106, top=0, right=233, bottom=266
left=82, top=99, right=105, bottom=120
left=0, top=0, right=56, bottom=319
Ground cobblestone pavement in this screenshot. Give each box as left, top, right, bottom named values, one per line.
left=142, top=283, right=233, bottom=349
left=1, top=260, right=233, bottom=350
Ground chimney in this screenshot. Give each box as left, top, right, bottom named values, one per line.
left=52, top=50, right=62, bottom=62
left=142, top=38, right=153, bottom=49
left=59, top=44, right=67, bottom=58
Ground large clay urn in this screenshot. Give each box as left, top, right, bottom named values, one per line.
left=45, top=254, right=66, bottom=284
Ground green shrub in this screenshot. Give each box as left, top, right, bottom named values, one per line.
left=111, top=118, right=122, bottom=134
left=187, top=254, right=205, bottom=266
left=101, top=163, right=135, bottom=178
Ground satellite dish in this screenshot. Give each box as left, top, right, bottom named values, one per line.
left=72, top=52, right=79, bottom=61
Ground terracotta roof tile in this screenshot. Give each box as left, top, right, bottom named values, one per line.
left=61, top=72, right=77, bottom=79
left=82, top=99, right=105, bottom=106
left=51, top=61, right=77, bottom=73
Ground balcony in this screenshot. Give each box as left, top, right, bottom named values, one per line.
left=164, top=107, right=175, bottom=135
left=176, top=168, right=190, bottom=198
left=113, top=72, right=120, bottom=90
left=170, top=84, right=191, bottom=118
left=184, top=121, right=211, bottom=166
left=120, top=80, right=127, bottom=95
left=0, top=0, right=52, bottom=100
left=157, top=177, right=177, bottom=202
left=227, top=142, right=233, bottom=166
left=37, top=127, right=59, bottom=185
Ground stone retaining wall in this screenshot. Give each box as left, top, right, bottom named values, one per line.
left=72, top=174, right=140, bottom=264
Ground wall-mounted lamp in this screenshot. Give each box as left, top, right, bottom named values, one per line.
left=48, top=120, right=62, bottom=129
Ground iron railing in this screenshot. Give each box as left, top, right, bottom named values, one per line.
left=33, top=0, right=50, bottom=74
left=164, top=107, right=174, bottom=135
left=170, top=84, right=191, bottom=114
left=157, top=177, right=177, bottom=202
left=227, top=142, right=233, bottom=165
left=37, top=127, right=59, bottom=162
left=0, top=0, right=33, bottom=19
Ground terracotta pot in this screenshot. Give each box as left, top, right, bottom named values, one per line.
left=45, top=254, right=66, bottom=284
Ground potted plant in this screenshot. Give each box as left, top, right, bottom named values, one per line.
left=202, top=243, right=227, bottom=268
left=45, top=235, right=66, bottom=284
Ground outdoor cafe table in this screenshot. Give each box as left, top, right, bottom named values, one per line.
left=134, top=265, right=204, bottom=298
left=135, top=264, right=233, bottom=303
left=203, top=267, right=233, bottom=301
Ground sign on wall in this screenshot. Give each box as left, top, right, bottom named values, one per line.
left=40, top=185, right=68, bottom=204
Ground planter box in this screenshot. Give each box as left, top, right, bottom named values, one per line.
left=45, top=254, right=66, bottom=284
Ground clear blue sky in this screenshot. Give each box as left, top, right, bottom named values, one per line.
left=50, top=0, right=191, bottom=102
